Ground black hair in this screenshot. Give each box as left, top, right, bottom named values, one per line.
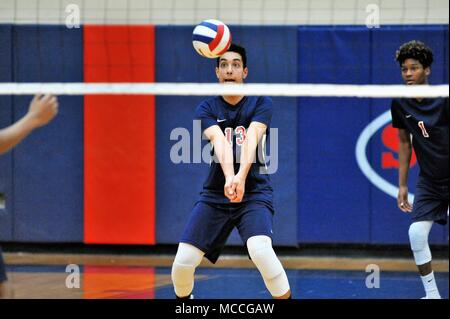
left=216, top=43, right=247, bottom=68
left=395, top=40, right=434, bottom=69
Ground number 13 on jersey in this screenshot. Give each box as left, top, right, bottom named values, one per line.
left=225, top=126, right=246, bottom=146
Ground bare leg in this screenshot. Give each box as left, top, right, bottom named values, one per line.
left=417, top=261, right=432, bottom=276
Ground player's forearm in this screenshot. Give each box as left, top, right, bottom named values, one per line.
left=213, top=135, right=235, bottom=178
left=398, top=141, right=412, bottom=187
left=0, top=116, right=35, bottom=154
left=237, top=126, right=259, bottom=179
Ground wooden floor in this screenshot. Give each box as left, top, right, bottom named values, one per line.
left=4, top=252, right=449, bottom=271
left=2, top=252, right=449, bottom=299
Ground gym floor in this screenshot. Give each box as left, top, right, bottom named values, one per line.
left=3, top=250, right=448, bottom=299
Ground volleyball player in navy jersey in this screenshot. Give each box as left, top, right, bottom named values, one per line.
left=171, top=44, right=291, bottom=299
left=0, top=94, right=58, bottom=298
left=391, top=40, right=449, bottom=299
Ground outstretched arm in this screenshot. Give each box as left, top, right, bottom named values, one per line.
left=231, top=121, right=267, bottom=203
left=203, top=125, right=236, bottom=201
left=0, top=94, right=58, bottom=155
left=397, top=128, right=413, bottom=213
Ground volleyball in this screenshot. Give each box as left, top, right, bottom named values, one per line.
left=192, top=19, right=232, bottom=58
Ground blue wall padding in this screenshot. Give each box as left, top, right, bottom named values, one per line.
left=155, top=26, right=299, bottom=245
left=297, top=25, right=448, bottom=244
left=11, top=25, right=84, bottom=242
left=369, top=25, right=448, bottom=244
left=297, top=27, right=372, bottom=243
left=0, top=25, right=13, bottom=241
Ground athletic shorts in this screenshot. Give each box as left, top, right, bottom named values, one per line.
left=412, top=177, right=449, bottom=225
left=180, top=200, right=274, bottom=264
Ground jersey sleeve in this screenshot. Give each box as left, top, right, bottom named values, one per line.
left=195, top=101, right=217, bottom=132
left=390, top=99, right=405, bottom=129
left=251, top=96, right=273, bottom=127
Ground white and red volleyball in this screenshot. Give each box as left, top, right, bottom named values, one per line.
left=192, top=19, right=232, bottom=58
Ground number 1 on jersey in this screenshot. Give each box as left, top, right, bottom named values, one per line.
left=224, top=127, right=233, bottom=146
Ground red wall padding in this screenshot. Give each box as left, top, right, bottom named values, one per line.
left=84, top=26, right=155, bottom=244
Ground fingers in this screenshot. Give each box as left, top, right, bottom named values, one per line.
left=32, top=94, right=42, bottom=103
left=224, top=186, right=236, bottom=201
left=230, top=184, right=244, bottom=203
left=398, top=201, right=413, bottom=213
left=42, top=94, right=51, bottom=102
left=224, top=176, right=246, bottom=203
left=32, top=94, right=57, bottom=107
left=224, top=179, right=237, bottom=201
left=235, top=186, right=244, bottom=202
left=28, top=94, right=59, bottom=128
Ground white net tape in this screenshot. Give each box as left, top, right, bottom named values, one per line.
left=0, top=83, right=448, bottom=98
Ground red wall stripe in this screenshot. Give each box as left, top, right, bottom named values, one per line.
left=84, top=25, right=155, bottom=244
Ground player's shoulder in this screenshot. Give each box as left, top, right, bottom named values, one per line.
left=196, top=96, right=221, bottom=111
left=391, top=97, right=404, bottom=105
left=438, top=97, right=448, bottom=106
left=257, top=96, right=272, bottom=104
left=199, top=96, right=220, bottom=106
left=249, top=96, right=273, bottom=108
left=391, top=97, right=408, bottom=110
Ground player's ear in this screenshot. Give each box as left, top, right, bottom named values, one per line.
left=424, top=67, right=431, bottom=77
left=243, top=67, right=248, bottom=79
left=215, top=67, right=220, bottom=79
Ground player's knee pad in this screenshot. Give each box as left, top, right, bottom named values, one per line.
left=247, top=235, right=290, bottom=297
left=171, top=243, right=204, bottom=297
left=408, top=221, right=433, bottom=265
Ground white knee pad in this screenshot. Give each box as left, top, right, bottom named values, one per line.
left=247, top=235, right=290, bottom=297
left=408, top=221, right=433, bottom=266
left=171, top=243, right=204, bottom=297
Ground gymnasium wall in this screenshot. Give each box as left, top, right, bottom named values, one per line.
left=0, top=24, right=448, bottom=246
left=297, top=25, right=448, bottom=244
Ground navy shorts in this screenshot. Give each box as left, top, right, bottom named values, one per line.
left=0, top=247, right=7, bottom=283
left=412, top=177, right=449, bottom=225
left=180, top=200, right=274, bottom=264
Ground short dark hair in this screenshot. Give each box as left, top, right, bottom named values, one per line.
left=395, top=40, right=434, bottom=69
left=216, top=43, right=247, bottom=68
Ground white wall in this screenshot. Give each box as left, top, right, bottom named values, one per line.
left=0, top=0, right=448, bottom=25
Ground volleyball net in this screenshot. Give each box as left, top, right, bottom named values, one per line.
left=0, top=0, right=449, bottom=247
left=0, top=83, right=448, bottom=97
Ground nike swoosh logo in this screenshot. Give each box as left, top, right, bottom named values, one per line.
left=405, top=114, right=412, bottom=118
left=216, top=119, right=227, bottom=122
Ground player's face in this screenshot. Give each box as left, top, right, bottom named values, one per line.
left=401, top=58, right=430, bottom=85
left=216, top=52, right=248, bottom=84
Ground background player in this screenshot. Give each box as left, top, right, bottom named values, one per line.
left=171, top=44, right=291, bottom=299
left=391, top=40, right=449, bottom=299
left=0, top=94, right=58, bottom=298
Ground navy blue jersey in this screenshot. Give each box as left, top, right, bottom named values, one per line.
left=391, top=97, right=449, bottom=183
left=195, top=96, right=273, bottom=205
